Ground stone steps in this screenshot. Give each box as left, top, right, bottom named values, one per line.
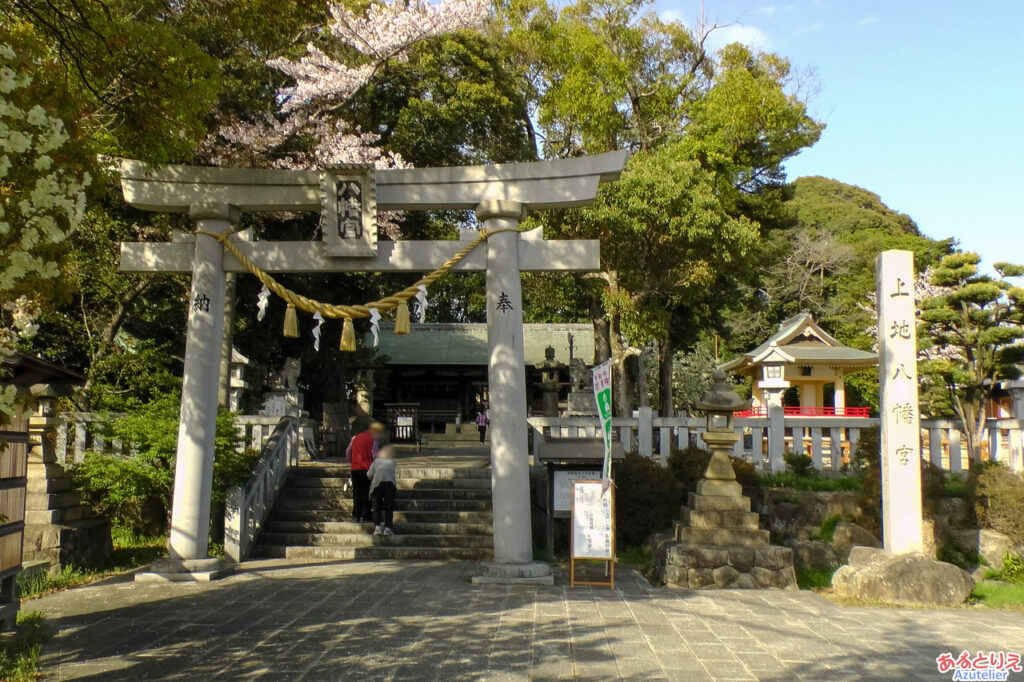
left=26, top=505, right=93, bottom=525
left=280, top=486, right=491, bottom=501
left=287, top=477, right=491, bottom=490
left=676, top=526, right=770, bottom=546
left=293, top=465, right=489, bottom=480
left=264, top=521, right=493, bottom=535
left=687, top=492, right=750, bottom=512
left=254, top=460, right=494, bottom=562
left=275, top=497, right=492, bottom=512
left=259, top=532, right=493, bottom=548
left=682, top=508, right=761, bottom=530
left=270, top=509, right=494, bottom=524
left=257, top=545, right=492, bottom=561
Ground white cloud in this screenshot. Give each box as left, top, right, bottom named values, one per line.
left=659, top=8, right=685, bottom=24
left=793, top=22, right=824, bottom=35
left=705, top=23, right=771, bottom=52
left=858, top=14, right=880, bottom=26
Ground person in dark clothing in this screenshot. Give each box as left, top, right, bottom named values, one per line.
left=475, top=410, right=489, bottom=445
left=368, top=446, right=397, bottom=535
left=346, top=422, right=384, bottom=523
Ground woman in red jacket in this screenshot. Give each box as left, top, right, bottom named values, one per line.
left=346, top=422, right=384, bottom=523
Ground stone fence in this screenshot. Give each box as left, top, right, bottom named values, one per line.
left=528, top=409, right=1024, bottom=474
left=53, top=413, right=309, bottom=464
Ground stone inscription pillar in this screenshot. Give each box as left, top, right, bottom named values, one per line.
left=875, top=250, right=924, bottom=554
left=168, top=204, right=237, bottom=561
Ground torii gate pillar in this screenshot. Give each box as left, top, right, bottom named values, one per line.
left=473, top=200, right=551, bottom=583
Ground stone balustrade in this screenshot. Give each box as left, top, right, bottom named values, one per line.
left=528, top=410, right=1024, bottom=474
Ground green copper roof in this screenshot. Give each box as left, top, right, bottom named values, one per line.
left=720, top=312, right=877, bottom=374
left=366, top=323, right=595, bottom=366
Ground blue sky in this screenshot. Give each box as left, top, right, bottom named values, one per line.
left=654, top=0, right=1024, bottom=269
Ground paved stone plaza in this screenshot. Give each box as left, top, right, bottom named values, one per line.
left=32, top=559, right=1024, bottom=681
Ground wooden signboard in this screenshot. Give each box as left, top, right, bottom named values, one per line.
left=570, top=480, right=615, bottom=589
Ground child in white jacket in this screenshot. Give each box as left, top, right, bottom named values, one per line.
left=367, top=446, right=397, bottom=536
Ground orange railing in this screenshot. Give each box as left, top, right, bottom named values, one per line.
left=734, top=406, right=872, bottom=418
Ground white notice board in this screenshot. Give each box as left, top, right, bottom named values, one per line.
left=570, top=481, right=615, bottom=560
left=553, top=469, right=600, bottom=512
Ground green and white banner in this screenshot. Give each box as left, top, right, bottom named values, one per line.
left=592, top=359, right=613, bottom=484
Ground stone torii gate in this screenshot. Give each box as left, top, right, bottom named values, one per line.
left=117, top=151, right=628, bottom=583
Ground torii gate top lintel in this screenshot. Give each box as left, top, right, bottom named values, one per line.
left=118, top=150, right=630, bottom=213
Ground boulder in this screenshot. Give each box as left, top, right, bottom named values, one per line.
left=713, top=565, right=740, bottom=588
left=950, top=528, right=1015, bottom=569
left=848, top=546, right=887, bottom=568
left=784, top=539, right=839, bottom=572
left=830, top=521, right=881, bottom=562
left=831, top=552, right=973, bottom=607
left=934, top=497, right=971, bottom=528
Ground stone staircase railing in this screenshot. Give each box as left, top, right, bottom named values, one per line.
left=223, top=416, right=301, bottom=563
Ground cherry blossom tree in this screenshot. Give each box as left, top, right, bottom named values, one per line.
left=213, top=0, right=490, bottom=171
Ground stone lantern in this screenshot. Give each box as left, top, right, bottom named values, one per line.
left=652, top=368, right=797, bottom=590
left=696, top=369, right=750, bottom=495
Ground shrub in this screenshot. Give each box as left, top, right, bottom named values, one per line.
left=795, top=568, right=836, bottom=590
left=666, top=446, right=761, bottom=499
left=784, top=452, right=815, bottom=477
left=815, top=514, right=843, bottom=543
left=851, top=425, right=962, bottom=537
left=613, top=454, right=684, bottom=549
left=852, top=426, right=882, bottom=537
left=71, top=391, right=255, bottom=535
left=760, top=472, right=861, bottom=492
left=969, top=462, right=1024, bottom=545
left=1001, top=552, right=1024, bottom=584
left=944, top=473, right=969, bottom=498
left=0, top=611, right=50, bottom=682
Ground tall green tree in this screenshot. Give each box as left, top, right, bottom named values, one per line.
left=723, top=176, right=952, bottom=410
left=512, top=0, right=822, bottom=413
left=919, top=253, right=1024, bottom=460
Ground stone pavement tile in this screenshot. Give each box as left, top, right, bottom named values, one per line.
left=700, top=661, right=757, bottom=681
left=663, top=667, right=712, bottom=682
left=615, top=656, right=666, bottom=677
left=691, top=642, right=739, bottom=660
left=573, top=662, right=624, bottom=680
left=657, top=652, right=702, bottom=669
left=736, top=653, right=786, bottom=671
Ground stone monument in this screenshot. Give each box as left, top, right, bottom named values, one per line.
left=566, top=358, right=597, bottom=416
left=874, top=250, right=924, bottom=553
left=535, top=346, right=564, bottom=417
left=654, top=370, right=796, bottom=589
left=259, top=357, right=304, bottom=418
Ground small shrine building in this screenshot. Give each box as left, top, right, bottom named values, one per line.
left=721, top=313, right=877, bottom=416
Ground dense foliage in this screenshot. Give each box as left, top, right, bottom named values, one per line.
left=612, top=453, right=683, bottom=549
left=70, top=393, right=255, bottom=535
left=969, top=462, right=1024, bottom=546
left=919, top=253, right=1024, bottom=458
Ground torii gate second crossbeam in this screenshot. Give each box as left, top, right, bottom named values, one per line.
left=117, top=150, right=629, bottom=584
